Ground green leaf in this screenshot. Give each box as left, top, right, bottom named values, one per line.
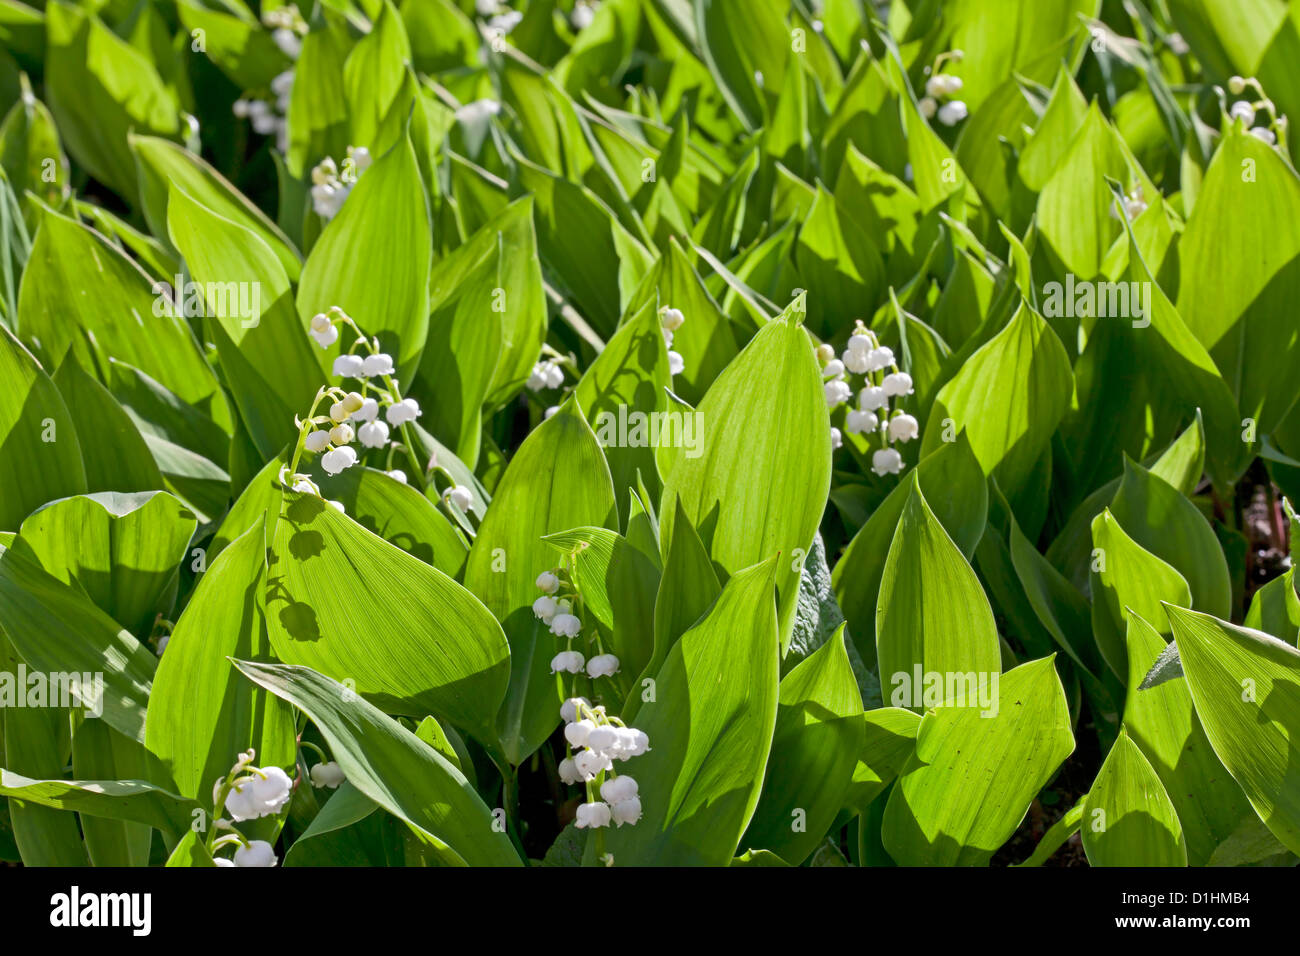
left=0, top=544, right=155, bottom=742
left=660, top=306, right=830, bottom=654
left=1125, top=612, right=1252, bottom=865
left=882, top=657, right=1075, bottom=866
left=14, top=491, right=194, bottom=639
left=0, top=769, right=195, bottom=841
left=145, top=518, right=296, bottom=801
left=232, top=659, right=522, bottom=866
left=52, top=357, right=162, bottom=494
left=463, top=399, right=617, bottom=763
left=1082, top=729, right=1187, bottom=866
left=601, top=558, right=781, bottom=866
left=844, top=707, right=921, bottom=811
left=0, top=323, right=85, bottom=530
left=875, top=476, right=1002, bottom=701
left=832, top=432, right=987, bottom=668
left=296, top=132, right=431, bottom=387
left=742, top=627, right=863, bottom=864
left=265, top=492, right=510, bottom=744
left=1166, top=605, right=1300, bottom=855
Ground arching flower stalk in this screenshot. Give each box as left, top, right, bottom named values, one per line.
left=820, top=320, right=919, bottom=478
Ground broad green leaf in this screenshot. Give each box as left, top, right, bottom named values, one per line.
left=52, top=357, right=162, bottom=494
left=0, top=544, right=155, bottom=742
left=463, top=399, right=617, bottom=763
left=600, top=558, right=781, bottom=866
left=265, top=492, right=510, bottom=744
left=0, top=770, right=196, bottom=841
left=844, top=707, right=921, bottom=811
left=145, top=518, right=296, bottom=801
left=1082, top=730, right=1187, bottom=866
left=71, top=720, right=152, bottom=866
left=1167, top=605, right=1300, bottom=855
left=876, top=476, right=1001, bottom=703
left=882, top=657, right=1074, bottom=866
left=833, top=432, right=987, bottom=668
left=14, top=491, right=193, bottom=639
left=742, top=627, right=863, bottom=865
left=1124, top=612, right=1252, bottom=865
left=0, top=324, right=85, bottom=530
left=232, top=659, right=522, bottom=866
left=660, top=306, right=830, bottom=653
left=296, top=132, right=431, bottom=388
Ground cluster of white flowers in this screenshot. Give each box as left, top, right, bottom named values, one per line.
left=820, top=321, right=918, bottom=476
left=210, top=749, right=293, bottom=867
left=559, top=698, right=648, bottom=829
left=1227, top=75, right=1286, bottom=146
left=231, top=6, right=304, bottom=152
left=310, top=146, right=372, bottom=221
left=477, top=0, right=522, bottom=35
left=264, top=4, right=306, bottom=59
left=660, top=305, right=686, bottom=378
left=918, top=50, right=967, bottom=127
left=279, top=307, right=433, bottom=502
left=233, top=71, right=294, bottom=152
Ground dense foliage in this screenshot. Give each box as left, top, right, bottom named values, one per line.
left=0, top=0, right=1298, bottom=869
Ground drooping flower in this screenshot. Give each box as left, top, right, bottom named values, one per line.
left=560, top=696, right=590, bottom=723
left=830, top=427, right=843, bottom=451
left=858, top=386, right=887, bottom=411
left=600, top=775, right=638, bottom=804
left=937, top=100, right=969, bottom=126
left=575, top=801, right=612, bottom=829
left=668, top=351, right=685, bottom=377
left=448, top=486, right=473, bottom=512
left=352, top=398, right=379, bottom=422
left=231, top=840, right=279, bottom=867
left=310, top=313, right=338, bottom=347
left=846, top=409, right=878, bottom=435
left=822, top=358, right=846, bottom=379
left=358, top=420, right=389, bottom=448
left=866, top=346, right=895, bottom=372
left=329, top=423, right=354, bottom=445
left=872, top=447, right=904, bottom=476
left=310, top=762, right=345, bottom=789
left=1230, top=101, right=1256, bottom=125
left=533, top=596, right=558, bottom=621
left=882, top=372, right=914, bottom=397
left=333, top=354, right=365, bottom=378
left=386, top=398, right=421, bottom=425
left=362, top=353, right=395, bottom=377
left=536, top=571, right=559, bottom=593
left=888, top=413, right=920, bottom=443
left=825, top=380, right=852, bottom=407
left=386, top=469, right=407, bottom=484
left=586, top=654, right=620, bottom=679
left=558, top=757, right=582, bottom=785
left=320, top=446, right=358, bottom=475
left=222, top=766, right=293, bottom=822
left=551, top=650, right=586, bottom=674
left=550, top=613, right=582, bottom=637
left=304, top=429, right=330, bottom=452
left=611, top=796, right=642, bottom=826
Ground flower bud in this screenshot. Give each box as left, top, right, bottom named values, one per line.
left=660, top=307, right=685, bottom=331
left=329, top=423, right=354, bottom=445
left=919, top=96, right=937, bottom=118
left=1228, top=75, right=1247, bottom=95
left=232, top=839, right=279, bottom=867
left=448, top=485, right=473, bottom=512
left=1229, top=101, right=1256, bottom=125
left=386, top=469, right=407, bottom=484
left=536, top=571, right=559, bottom=593
left=815, top=343, right=836, bottom=363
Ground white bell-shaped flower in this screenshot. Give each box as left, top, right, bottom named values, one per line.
left=386, top=398, right=421, bottom=425
left=352, top=397, right=379, bottom=422
left=882, top=371, right=914, bottom=397
left=536, top=571, right=559, bottom=593
left=600, top=774, right=638, bottom=804
left=846, top=409, right=878, bottom=435
left=574, top=749, right=612, bottom=781
left=1230, top=101, right=1256, bottom=125
left=824, top=380, right=852, bottom=407
left=362, top=353, right=395, bottom=377
left=618, top=728, right=650, bottom=758
left=550, top=613, right=582, bottom=637
left=448, top=486, right=473, bottom=512
left=842, top=349, right=871, bottom=374
left=888, top=413, right=920, bottom=443
left=533, top=596, right=558, bottom=621
left=660, top=306, right=685, bottom=331
left=574, top=801, right=612, bottom=829
left=565, top=719, right=595, bottom=748
left=586, top=725, right=620, bottom=754
left=822, top=359, right=845, bottom=379
left=668, top=351, right=685, bottom=377
left=304, top=429, right=331, bottom=452
left=866, top=346, right=895, bottom=372
left=329, top=423, right=354, bottom=445
left=558, top=756, right=582, bottom=785
left=586, top=653, right=620, bottom=678
left=937, top=100, right=969, bottom=126
left=859, top=386, right=887, bottom=411
left=550, top=649, right=585, bottom=674
left=310, top=762, right=345, bottom=789
left=848, top=333, right=872, bottom=352
left=333, top=354, right=365, bottom=378
left=232, top=839, right=278, bottom=867
left=560, top=696, right=589, bottom=723
left=310, top=322, right=339, bottom=348
left=611, top=796, right=642, bottom=826
left=1250, top=126, right=1278, bottom=145
left=321, top=446, right=358, bottom=475
left=830, top=427, right=842, bottom=451
left=358, top=420, right=389, bottom=448
left=872, top=447, right=904, bottom=476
